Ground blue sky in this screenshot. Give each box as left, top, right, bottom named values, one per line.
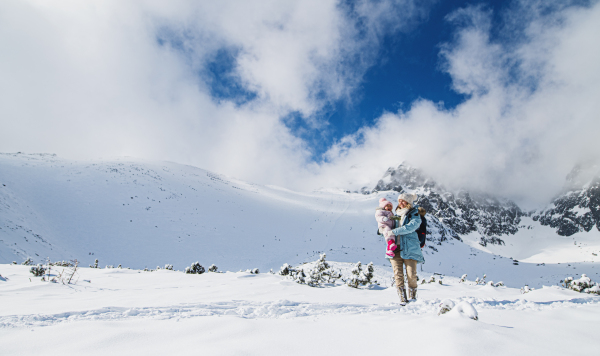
left=1, top=0, right=599, bottom=204
left=228, top=0, right=513, bottom=159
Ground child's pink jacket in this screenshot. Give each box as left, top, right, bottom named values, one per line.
left=375, top=208, right=395, bottom=231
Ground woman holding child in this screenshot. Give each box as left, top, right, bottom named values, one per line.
left=375, top=193, right=425, bottom=305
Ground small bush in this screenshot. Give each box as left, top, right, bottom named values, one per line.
left=475, top=274, right=486, bottom=285
left=345, top=262, right=377, bottom=288
left=208, top=264, right=218, bottom=272
left=22, top=258, right=34, bottom=266
left=437, top=299, right=456, bottom=316
left=305, top=254, right=341, bottom=287
left=89, top=259, right=99, bottom=268
left=30, top=264, right=46, bottom=277
left=563, top=274, right=600, bottom=294
left=164, top=264, right=174, bottom=271
left=521, top=285, right=534, bottom=294
left=278, top=263, right=306, bottom=284
left=185, top=262, right=205, bottom=274
left=50, top=260, right=74, bottom=267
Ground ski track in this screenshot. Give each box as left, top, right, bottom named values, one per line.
left=2, top=297, right=599, bottom=328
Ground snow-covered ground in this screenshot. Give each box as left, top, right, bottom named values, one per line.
left=1, top=264, right=599, bottom=355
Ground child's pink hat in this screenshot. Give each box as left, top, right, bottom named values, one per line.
left=379, top=198, right=393, bottom=208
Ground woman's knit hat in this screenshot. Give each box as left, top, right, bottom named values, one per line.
left=397, top=193, right=418, bottom=205
left=379, top=198, right=393, bottom=209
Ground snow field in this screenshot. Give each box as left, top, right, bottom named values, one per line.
left=1, top=264, right=600, bottom=355
left=2, top=153, right=600, bottom=289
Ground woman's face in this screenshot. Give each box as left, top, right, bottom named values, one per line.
left=398, top=199, right=409, bottom=208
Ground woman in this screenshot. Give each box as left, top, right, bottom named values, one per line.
left=390, top=193, right=425, bottom=305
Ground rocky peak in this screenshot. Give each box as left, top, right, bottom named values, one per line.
left=532, top=176, right=600, bottom=236
left=373, top=164, right=525, bottom=247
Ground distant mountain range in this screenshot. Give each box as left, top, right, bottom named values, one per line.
left=370, top=164, right=600, bottom=247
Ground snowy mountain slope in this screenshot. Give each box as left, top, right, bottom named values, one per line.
left=1, top=153, right=600, bottom=288
left=0, top=153, right=375, bottom=271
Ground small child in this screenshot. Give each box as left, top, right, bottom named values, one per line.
left=375, top=198, right=398, bottom=257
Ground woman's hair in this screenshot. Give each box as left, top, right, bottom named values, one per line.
left=395, top=202, right=412, bottom=212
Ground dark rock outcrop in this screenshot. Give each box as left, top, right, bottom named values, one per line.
left=373, top=164, right=525, bottom=247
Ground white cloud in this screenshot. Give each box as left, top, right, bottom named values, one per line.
left=0, top=0, right=425, bottom=185
left=316, top=1, right=600, bottom=206
left=2, top=0, right=598, bottom=206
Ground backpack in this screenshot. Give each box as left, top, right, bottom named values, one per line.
left=416, top=214, right=427, bottom=248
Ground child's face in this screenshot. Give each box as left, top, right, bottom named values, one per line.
left=384, top=204, right=392, bottom=211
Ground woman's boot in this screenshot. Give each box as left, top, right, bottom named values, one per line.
left=397, top=286, right=408, bottom=306
left=408, top=287, right=417, bottom=301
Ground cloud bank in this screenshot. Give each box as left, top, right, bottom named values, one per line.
left=317, top=0, right=600, bottom=206
left=1, top=0, right=599, bottom=206
left=0, top=0, right=428, bottom=184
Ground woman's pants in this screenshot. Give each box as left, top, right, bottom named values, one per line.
left=390, top=254, right=418, bottom=289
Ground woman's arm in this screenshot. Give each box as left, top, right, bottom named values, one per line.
left=391, top=214, right=421, bottom=236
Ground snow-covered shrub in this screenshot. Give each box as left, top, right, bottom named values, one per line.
left=437, top=299, right=456, bottom=316
left=437, top=300, right=478, bottom=320
left=459, top=274, right=467, bottom=283
left=345, top=262, right=378, bottom=288
left=89, top=259, right=99, bottom=268
left=277, top=263, right=306, bottom=284
left=22, top=258, right=34, bottom=266
left=118, top=264, right=122, bottom=269
left=475, top=274, right=486, bottom=285
left=56, top=260, right=80, bottom=285
left=30, top=264, right=46, bottom=277
left=208, top=264, right=218, bottom=272
left=251, top=268, right=259, bottom=274
left=563, top=274, right=600, bottom=294
left=421, top=275, right=443, bottom=285
left=185, top=262, right=205, bottom=274
left=521, top=285, right=534, bottom=294
left=164, top=264, right=174, bottom=271
left=12, top=261, right=17, bottom=265
left=105, top=265, right=114, bottom=269
left=304, top=254, right=341, bottom=287
left=486, top=280, right=503, bottom=287
left=450, top=301, right=478, bottom=320
left=278, top=263, right=292, bottom=276
left=50, top=260, right=74, bottom=267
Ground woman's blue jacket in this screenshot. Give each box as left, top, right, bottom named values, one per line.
left=390, top=206, right=425, bottom=263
